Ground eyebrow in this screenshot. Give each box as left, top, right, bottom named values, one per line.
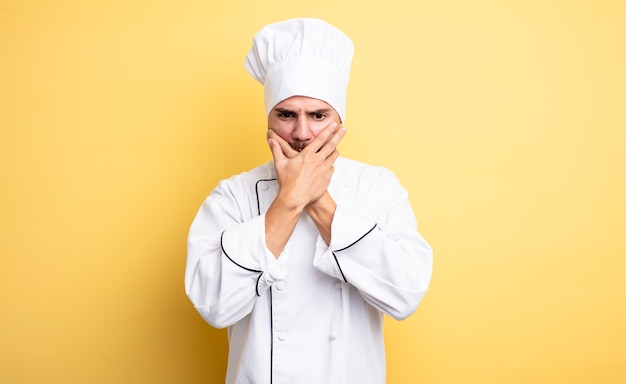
left=274, top=107, right=332, bottom=114
left=309, top=108, right=332, bottom=114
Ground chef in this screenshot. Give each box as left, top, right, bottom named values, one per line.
left=185, top=18, right=433, bottom=384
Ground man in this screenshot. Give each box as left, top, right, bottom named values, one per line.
left=185, top=18, right=432, bottom=384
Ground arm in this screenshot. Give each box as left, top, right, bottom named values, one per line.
left=185, top=123, right=345, bottom=327
left=266, top=124, right=431, bottom=320
left=312, top=168, right=433, bottom=320
left=185, top=179, right=286, bottom=328
left=265, top=123, right=345, bottom=256
left=304, top=191, right=335, bottom=245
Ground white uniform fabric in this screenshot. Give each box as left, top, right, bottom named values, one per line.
left=186, top=157, right=433, bottom=384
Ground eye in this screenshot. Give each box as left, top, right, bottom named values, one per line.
left=277, top=111, right=295, bottom=119
left=312, top=112, right=326, bottom=120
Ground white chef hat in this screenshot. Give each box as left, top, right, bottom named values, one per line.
left=245, top=18, right=354, bottom=122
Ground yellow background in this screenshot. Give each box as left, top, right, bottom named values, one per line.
left=1, top=0, right=625, bottom=383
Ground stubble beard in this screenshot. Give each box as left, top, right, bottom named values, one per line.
left=291, top=141, right=307, bottom=152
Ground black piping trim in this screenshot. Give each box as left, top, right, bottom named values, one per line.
left=331, top=251, right=348, bottom=283
left=334, top=223, right=378, bottom=252
left=255, top=273, right=263, bottom=297
left=256, top=178, right=277, bottom=383
left=269, top=287, right=274, bottom=384
left=220, top=231, right=263, bottom=273
left=255, top=178, right=277, bottom=216
left=221, top=231, right=264, bottom=296
left=331, top=224, right=378, bottom=283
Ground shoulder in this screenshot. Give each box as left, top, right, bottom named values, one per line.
left=212, top=161, right=276, bottom=195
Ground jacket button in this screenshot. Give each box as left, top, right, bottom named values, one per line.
left=329, top=333, right=337, bottom=341
left=277, top=333, right=287, bottom=341
left=334, top=282, right=342, bottom=290
left=275, top=282, right=285, bottom=291
left=260, top=183, right=269, bottom=191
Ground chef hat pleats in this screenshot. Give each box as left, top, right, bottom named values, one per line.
left=245, top=18, right=354, bottom=121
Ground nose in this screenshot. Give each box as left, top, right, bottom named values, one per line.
left=292, top=116, right=313, bottom=142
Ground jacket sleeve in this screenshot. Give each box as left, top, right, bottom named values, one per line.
left=185, top=180, right=287, bottom=329
left=312, top=169, right=433, bottom=320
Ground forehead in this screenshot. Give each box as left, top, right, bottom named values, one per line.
left=273, top=95, right=334, bottom=111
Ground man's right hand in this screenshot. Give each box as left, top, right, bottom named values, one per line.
left=264, top=122, right=346, bottom=257
left=268, top=122, right=346, bottom=211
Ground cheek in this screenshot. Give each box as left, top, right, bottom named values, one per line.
left=311, top=124, right=326, bottom=138
left=268, top=121, right=292, bottom=141
left=311, top=117, right=339, bottom=137
left=311, top=121, right=330, bottom=137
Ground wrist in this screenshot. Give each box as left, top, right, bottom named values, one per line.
left=305, top=193, right=336, bottom=219
left=304, top=193, right=336, bottom=245
left=274, top=191, right=306, bottom=215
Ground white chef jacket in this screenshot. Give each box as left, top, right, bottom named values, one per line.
left=186, top=156, right=432, bottom=384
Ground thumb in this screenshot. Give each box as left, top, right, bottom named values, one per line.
left=268, top=138, right=286, bottom=162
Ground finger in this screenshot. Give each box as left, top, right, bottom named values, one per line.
left=268, top=129, right=298, bottom=158
left=303, top=122, right=340, bottom=154
left=268, top=137, right=286, bottom=162
left=323, top=148, right=340, bottom=166
left=318, top=125, right=346, bottom=159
